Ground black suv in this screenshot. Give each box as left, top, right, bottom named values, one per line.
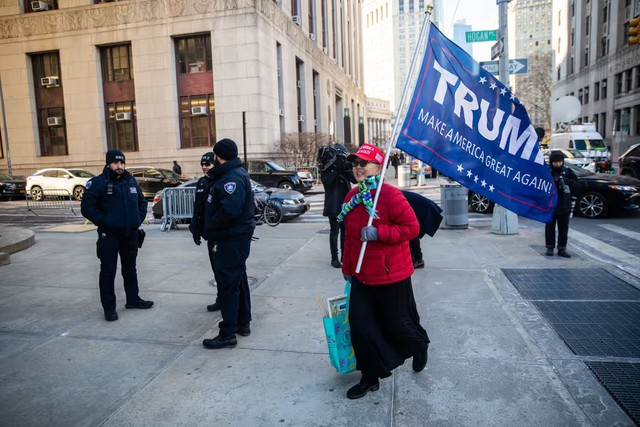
left=127, top=166, right=188, bottom=198
left=245, top=160, right=313, bottom=193
left=619, top=143, right=640, bottom=178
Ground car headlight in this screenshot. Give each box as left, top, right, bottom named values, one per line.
left=608, top=185, right=637, bottom=192
left=282, top=199, right=295, bottom=205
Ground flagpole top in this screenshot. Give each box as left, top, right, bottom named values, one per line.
left=426, top=4, right=433, bottom=13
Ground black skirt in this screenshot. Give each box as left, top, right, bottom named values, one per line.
left=349, top=276, right=430, bottom=379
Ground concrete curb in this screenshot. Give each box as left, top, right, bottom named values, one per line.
left=0, top=226, right=36, bottom=265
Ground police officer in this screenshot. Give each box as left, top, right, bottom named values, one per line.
left=401, top=190, right=443, bottom=269
left=189, top=151, right=220, bottom=311
left=81, top=149, right=154, bottom=321
left=545, top=151, right=578, bottom=258
left=202, top=139, right=255, bottom=349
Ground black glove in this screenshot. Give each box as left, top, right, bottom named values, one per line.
left=192, top=234, right=201, bottom=246
left=361, top=226, right=378, bottom=242
left=343, top=274, right=352, bottom=283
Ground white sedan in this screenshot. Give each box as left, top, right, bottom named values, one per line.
left=26, top=168, right=95, bottom=201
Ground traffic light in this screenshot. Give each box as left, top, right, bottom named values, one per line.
left=629, top=15, right=640, bottom=45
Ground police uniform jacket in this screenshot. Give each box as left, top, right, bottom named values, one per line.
left=203, top=158, right=255, bottom=241
left=550, top=165, right=577, bottom=216
left=189, top=175, right=216, bottom=238
left=81, top=167, right=148, bottom=235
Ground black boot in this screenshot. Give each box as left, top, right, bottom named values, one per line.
left=545, top=247, right=554, bottom=256
left=331, top=259, right=342, bottom=268
left=202, top=335, right=237, bottom=349
left=413, top=343, right=429, bottom=372
left=557, top=249, right=571, bottom=258
left=346, top=376, right=380, bottom=399
left=207, top=302, right=221, bottom=312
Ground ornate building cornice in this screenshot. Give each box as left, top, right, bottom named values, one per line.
left=0, top=0, right=246, bottom=40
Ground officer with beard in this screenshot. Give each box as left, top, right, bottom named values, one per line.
left=81, top=149, right=154, bottom=321
left=190, top=151, right=221, bottom=311
left=202, top=139, right=256, bottom=349
left=545, top=151, right=578, bottom=258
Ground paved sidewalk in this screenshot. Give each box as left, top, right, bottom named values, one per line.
left=0, top=212, right=637, bottom=426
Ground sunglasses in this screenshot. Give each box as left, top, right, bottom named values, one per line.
left=352, top=158, right=373, bottom=168
left=201, top=162, right=212, bottom=167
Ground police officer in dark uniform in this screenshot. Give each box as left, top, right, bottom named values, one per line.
left=545, top=151, right=578, bottom=258
left=401, top=190, right=443, bottom=269
left=202, top=139, right=255, bottom=349
left=81, top=149, right=154, bottom=321
left=189, top=151, right=220, bottom=311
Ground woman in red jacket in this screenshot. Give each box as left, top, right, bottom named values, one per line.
left=338, top=143, right=430, bottom=400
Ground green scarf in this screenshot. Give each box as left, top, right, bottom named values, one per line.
left=337, top=174, right=380, bottom=222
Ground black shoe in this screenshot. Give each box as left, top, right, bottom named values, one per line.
left=557, top=249, right=571, bottom=258
left=346, top=378, right=380, bottom=400
left=125, top=299, right=154, bottom=309
left=412, top=344, right=429, bottom=372
left=237, top=324, right=251, bottom=337
left=413, top=258, right=425, bottom=269
left=331, top=259, right=342, bottom=268
left=545, top=248, right=554, bottom=256
left=202, top=335, right=237, bottom=349
left=207, top=302, right=221, bottom=312
left=104, top=310, right=118, bottom=322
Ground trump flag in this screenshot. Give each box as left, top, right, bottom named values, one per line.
left=395, top=24, right=556, bottom=223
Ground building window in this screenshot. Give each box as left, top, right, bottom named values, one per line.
left=594, top=81, right=600, bottom=101
left=102, top=44, right=133, bottom=82
left=625, top=70, right=632, bottom=93
left=31, top=51, right=67, bottom=156
left=601, top=79, right=607, bottom=99
left=578, top=88, right=583, bottom=104
left=176, top=35, right=212, bottom=74
left=615, top=72, right=623, bottom=94
left=179, top=95, right=216, bottom=148
left=584, top=86, right=589, bottom=104
left=24, top=0, right=58, bottom=13
left=106, top=102, right=138, bottom=152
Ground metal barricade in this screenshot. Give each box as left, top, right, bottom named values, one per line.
left=161, top=187, right=196, bottom=232
left=25, top=189, right=78, bottom=219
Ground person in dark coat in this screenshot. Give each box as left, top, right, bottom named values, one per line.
left=189, top=151, right=220, bottom=311
left=202, top=138, right=256, bottom=349
left=401, top=190, right=443, bottom=268
left=545, top=151, right=578, bottom=257
left=172, top=160, right=182, bottom=175
left=81, top=149, right=154, bottom=321
left=391, top=153, right=401, bottom=178
left=317, top=144, right=355, bottom=268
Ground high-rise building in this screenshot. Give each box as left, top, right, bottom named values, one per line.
left=552, top=0, right=640, bottom=159
left=510, top=0, right=553, bottom=131
left=0, top=0, right=366, bottom=176
left=453, top=20, right=474, bottom=56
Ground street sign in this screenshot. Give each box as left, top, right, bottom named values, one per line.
left=490, top=40, right=504, bottom=60
left=465, top=30, right=498, bottom=43
left=480, top=59, right=529, bottom=75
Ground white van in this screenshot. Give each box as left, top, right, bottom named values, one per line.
left=549, top=123, right=609, bottom=162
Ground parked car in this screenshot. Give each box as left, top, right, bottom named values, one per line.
left=468, top=163, right=640, bottom=218
left=127, top=166, right=188, bottom=198
left=0, top=172, right=27, bottom=200
left=619, top=143, right=640, bottom=178
left=541, top=148, right=595, bottom=173
left=151, top=179, right=310, bottom=221
left=245, top=160, right=313, bottom=193
left=26, top=168, right=95, bottom=201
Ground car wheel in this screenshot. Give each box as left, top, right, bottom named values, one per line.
left=73, top=186, right=84, bottom=201
left=278, top=181, right=294, bottom=190
left=620, top=169, right=636, bottom=178
left=576, top=191, right=609, bottom=219
left=469, top=193, right=493, bottom=213
left=30, top=186, right=43, bottom=201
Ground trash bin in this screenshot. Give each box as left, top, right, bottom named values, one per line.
left=440, top=184, right=468, bottom=229
left=397, top=165, right=411, bottom=187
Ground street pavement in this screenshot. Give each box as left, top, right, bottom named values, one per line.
left=0, top=174, right=639, bottom=426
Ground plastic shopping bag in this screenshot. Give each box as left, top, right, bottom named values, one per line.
left=322, top=280, right=356, bottom=375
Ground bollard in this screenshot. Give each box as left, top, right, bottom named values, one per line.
left=440, top=184, right=468, bottom=229
left=491, top=204, right=519, bottom=235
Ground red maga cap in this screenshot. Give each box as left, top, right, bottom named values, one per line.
left=347, top=143, right=385, bottom=165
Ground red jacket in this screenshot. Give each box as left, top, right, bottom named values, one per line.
left=341, top=183, right=419, bottom=285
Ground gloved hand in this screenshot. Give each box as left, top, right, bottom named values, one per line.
left=343, top=274, right=352, bottom=283
left=192, top=234, right=201, bottom=246
left=361, top=226, right=378, bottom=242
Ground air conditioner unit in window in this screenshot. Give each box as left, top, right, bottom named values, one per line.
left=296, top=80, right=303, bottom=88
left=31, top=1, right=49, bottom=11
left=298, top=115, right=305, bottom=122
left=47, top=117, right=62, bottom=126
left=191, top=106, right=208, bottom=116
left=322, top=47, right=328, bottom=54
left=115, top=112, right=132, bottom=121
left=309, top=33, right=316, bottom=41
left=40, top=76, right=59, bottom=87
left=292, top=15, right=301, bottom=25
left=279, top=108, right=285, bottom=116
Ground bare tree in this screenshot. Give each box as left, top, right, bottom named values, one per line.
left=275, top=132, right=333, bottom=168
left=514, top=50, right=553, bottom=133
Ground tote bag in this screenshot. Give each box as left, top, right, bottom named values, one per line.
left=323, top=280, right=356, bottom=375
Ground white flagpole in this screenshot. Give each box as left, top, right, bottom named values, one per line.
left=355, top=5, right=434, bottom=273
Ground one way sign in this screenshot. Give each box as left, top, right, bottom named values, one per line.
left=479, top=58, right=529, bottom=75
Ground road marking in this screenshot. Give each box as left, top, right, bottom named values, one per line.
left=598, top=224, right=640, bottom=241
left=570, top=228, right=639, bottom=265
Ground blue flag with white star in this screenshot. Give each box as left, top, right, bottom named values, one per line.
left=395, top=24, right=557, bottom=223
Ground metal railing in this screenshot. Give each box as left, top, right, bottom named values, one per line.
left=160, top=187, right=196, bottom=232
left=25, top=189, right=78, bottom=219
